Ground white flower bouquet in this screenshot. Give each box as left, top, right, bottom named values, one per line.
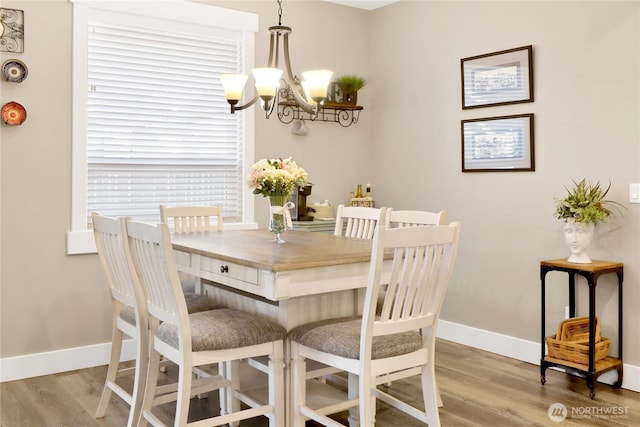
left=248, top=157, right=308, bottom=198
left=248, top=157, right=308, bottom=241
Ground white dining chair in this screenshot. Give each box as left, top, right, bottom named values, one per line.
left=334, top=205, right=383, bottom=239
left=159, top=204, right=224, bottom=233
left=387, top=209, right=447, bottom=228
left=309, top=205, right=386, bottom=386
left=289, top=220, right=461, bottom=427
left=92, top=214, right=149, bottom=427
left=160, top=204, right=224, bottom=295
left=124, top=219, right=286, bottom=427
left=92, top=213, right=220, bottom=427
left=383, top=209, right=447, bottom=404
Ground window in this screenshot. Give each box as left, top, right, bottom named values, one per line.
left=68, top=1, right=257, bottom=254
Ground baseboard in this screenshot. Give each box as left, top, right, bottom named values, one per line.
left=0, top=339, right=136, bottom=383
left=437, top=320, right=640, bottom=393
left=1, top=321, right=638, bottom=394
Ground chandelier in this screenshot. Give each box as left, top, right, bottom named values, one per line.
left=219, top=0, right=333, bottom=119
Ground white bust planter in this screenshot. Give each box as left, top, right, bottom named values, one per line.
left=562, top=221, right=595, bottom=264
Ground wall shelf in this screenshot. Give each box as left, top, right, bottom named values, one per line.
left=276, top=85, right=363, bottom=127
left=277, top=101, right=363, bottom=127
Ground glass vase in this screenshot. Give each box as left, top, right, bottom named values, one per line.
left=269, top=194, right=291, bottom=243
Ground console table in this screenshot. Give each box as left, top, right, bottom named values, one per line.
left=539, top=259, right=623, bottom=398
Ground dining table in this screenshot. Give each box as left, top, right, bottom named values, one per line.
left=171, top=228, right=382, bottom=331
left=171, top=228, right=390, bottom=426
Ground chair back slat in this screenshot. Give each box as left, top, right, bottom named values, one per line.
left=387, top=209, right=447, bottom=228
left=160, top=205, right=223, bottom=233
left=365, top=222, right=461, bottom=339
left=334, top=205, right=384, bottom=239
left=125, top=220, right=187, bottom=329
left=92, top=213, right=139, bottom=308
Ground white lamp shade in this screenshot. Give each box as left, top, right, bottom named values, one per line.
left=219, top=74, right=248, bottom=101
left=301, top=81, right=317, bottom=105
left=301, top=70, right=333, bottom=100
left=252, top=67, right=283, bottom=97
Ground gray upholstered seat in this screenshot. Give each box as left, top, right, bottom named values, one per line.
left=157, top=308, right=286, bottom=351
left=118, top=305, right=137, bottom=326
left=288, top=316, right=421, bottom=360
left=119, top=294, right=219, bottom=326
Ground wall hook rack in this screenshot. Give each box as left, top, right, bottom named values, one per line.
left=277, top=85, right=363, bottom=128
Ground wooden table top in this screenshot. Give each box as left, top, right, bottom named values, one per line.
left=540, top=258, right=623, bottom=272
left=172, top=229, right=374, bottom=272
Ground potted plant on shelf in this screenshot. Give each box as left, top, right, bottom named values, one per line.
left=554, top=179, right=624, bottom=263
left=331, top=74, right=366, bottom=105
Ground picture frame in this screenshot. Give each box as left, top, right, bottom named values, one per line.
left=461, top=45, right=533, bottom=109
left=461, top=113, right=534, bottom=172
left=0, top=8, right=24, bottom=53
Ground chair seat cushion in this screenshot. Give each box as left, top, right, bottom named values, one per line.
left=288, top=316, right=422, bottom=360
left=119, top=305, right=137, bottom=326
left=119, top=295, right=218, bottom=327
left=158, top=308, right=286, bottom=351
left=184, top=293, right=221, bottom=313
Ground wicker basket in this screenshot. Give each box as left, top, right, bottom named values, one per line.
left=558, top=316, right=598, bottom=341
left=546, top=317, right=610, bottom=365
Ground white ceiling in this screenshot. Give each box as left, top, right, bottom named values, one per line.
left=323, top=1, right=400, bottom=11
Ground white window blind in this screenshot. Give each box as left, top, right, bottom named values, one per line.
left=69, top=1, right=256, bottom=254
left=86, top=21, right=244, bottom=223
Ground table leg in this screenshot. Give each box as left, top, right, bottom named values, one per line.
left=588, top=278, right=596, bottom=399
left=617, top=269, right=623, bottom=361
left=613, top=365, right=624, bottom=388
left=587, top=373, right=596, bottom=399
left=568, top=273, right=576, bottom=318
left=540, top=270, right=547, bottom=385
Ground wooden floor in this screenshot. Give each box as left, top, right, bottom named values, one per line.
left=1, top=339, right=638, bottom=426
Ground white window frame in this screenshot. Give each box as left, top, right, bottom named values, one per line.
left=67, top=0, right=257, bottom=254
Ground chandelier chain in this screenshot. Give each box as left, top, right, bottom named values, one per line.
left=277, top=0, right=283, bottom=25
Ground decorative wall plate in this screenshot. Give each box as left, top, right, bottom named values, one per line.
left=2, top=59, right=28, bottom=82
left=2, top=101, right=26, bottom=125
left=0, top=8, right=24, bottom=53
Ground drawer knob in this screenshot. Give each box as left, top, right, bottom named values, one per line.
left=220, top=265, right=229, bottom=273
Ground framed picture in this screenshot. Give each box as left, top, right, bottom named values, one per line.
left=461, top=45, right=533, bottom=109
left=461, top=113, right=534, bottom=172
left=0, top=8, right=24, bottom=53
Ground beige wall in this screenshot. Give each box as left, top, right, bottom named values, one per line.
left=1, top=0, right=638, bottom=377
left=0, top=0, right=112, bottom=356
left=369, top=1, right=640, bottom=366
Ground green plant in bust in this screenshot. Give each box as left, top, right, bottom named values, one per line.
left=555, top=179, right=624, bottom=224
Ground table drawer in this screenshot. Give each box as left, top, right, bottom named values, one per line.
left=173, top=250, right=193, bottom=270
left=200, top=257, right=258, bottom=285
